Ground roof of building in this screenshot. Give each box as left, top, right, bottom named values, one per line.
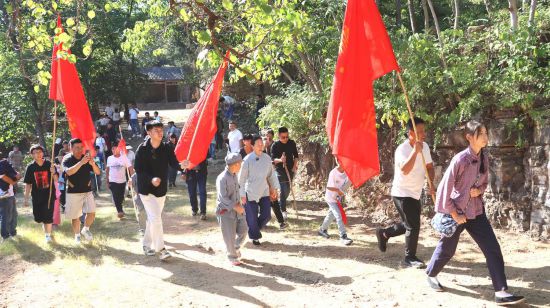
left=140, top=66, right=184, bottom=81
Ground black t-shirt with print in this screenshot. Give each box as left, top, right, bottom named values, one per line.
left=24, top=160, right=56, bottom=205
left=62, top=155, right=93, bottom=193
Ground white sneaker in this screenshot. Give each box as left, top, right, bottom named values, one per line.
left=282, top=211, right=288, bottom=221
left=45, top=235, right=53, bottom=244
left=159, top=249, right=172, bottom=261
left=143, top=246, right=155, bottom=256
left=75, top=235, right=82, bottom=244
left=81, top=228, right=93, bottom=241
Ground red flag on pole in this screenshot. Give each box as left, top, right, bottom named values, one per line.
left=118, top=138, right=128, bottom=155
left=174, top=51, right=230, bottom=169
left=326, top=0, right=399, bottom=188
left=49, top=15, right=96, bottom=155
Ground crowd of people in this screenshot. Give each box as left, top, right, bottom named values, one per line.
left=0, top=97, right=529, bottom=305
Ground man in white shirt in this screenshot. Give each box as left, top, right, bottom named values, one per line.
left=226, top=121, right=243, bottom=154
left=129, top=104, right=140, bottom=137
left=376, top=117, right=435, bottom=268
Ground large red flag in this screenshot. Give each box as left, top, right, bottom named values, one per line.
left=49, top=16, right=96, bottom=155
left=174, top=51, right=230, bottom=169
left=326, top=0, right=399, bottom=188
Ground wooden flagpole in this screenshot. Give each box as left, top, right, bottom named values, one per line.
left=396, top=72, right=436, bottom=204
left=47, top=100, right=58, bottom=209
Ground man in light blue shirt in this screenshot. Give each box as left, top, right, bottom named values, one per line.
left=239, top=135, right=280, bottom=245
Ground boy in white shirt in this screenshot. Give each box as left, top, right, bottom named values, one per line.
left=318, top=160, right=353, bottom=246
left=106, top=140, right=134, bottom=219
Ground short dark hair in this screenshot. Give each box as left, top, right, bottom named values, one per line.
left=229, top=120, right=237, bottom=125
left=145, top=120, right=163, bottom=131
left=154, top=111, right=158, bottom=115
left=69, top=138, right=82, bottom=147
left=219, top=97, right=226, bottom=103
left=405, top=117, right=425, bottom=137
left=278, top=127, right=289, bottom=134
left=252, top=135, right=263, bottom=146
left=266, top=129, right=274, bottom=136
left=145, top=112, right=150, bottom=115
left=29, top=144, right=44, bottom=154
left=62, top=140, right=68, bottom=145
left=243, top=134, right=254, bottom=141
left=111, top=140, right=119, bottom=147
left=170, top=133, right=177, bottom=139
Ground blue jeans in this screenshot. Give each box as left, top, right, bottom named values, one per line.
left=320, top=202, right=346, bottom=237
left=279, top=180, right=291, bottom=212
left=186, top=171, right=207, bottom=214
left=0, top=196, right=17, bottom=239
left=130, top=119, right=140, bottom=135
left=208, top=143, right=216, bottom=159
left=244, top=196, right=271, bottom=240
left=224, top=106, right=234, bottom=120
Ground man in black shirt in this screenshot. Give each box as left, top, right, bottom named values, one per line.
left=134, top=120, right=183, bottom=261
left=271, top=127, right=299, bottom=221
left=63, top=138, right=101, bottom=244
left=23, top=145, right=58, bottom=243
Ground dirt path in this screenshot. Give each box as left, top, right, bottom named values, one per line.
left=1, top=110, right=549, bottom=307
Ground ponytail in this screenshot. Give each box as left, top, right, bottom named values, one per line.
left=464, top=120, right=486, bottom=174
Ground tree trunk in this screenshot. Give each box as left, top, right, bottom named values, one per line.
left=453, top=0, right=460, bottom=29
left=426, top=0, right=443, bottom=48
left=24, top=80, right=48, bottom=150
left=396, top=0, right=402, bottom=27
left=509, top=0, right=518, bottom=31
left=483, top=0, right=492, bottom=18
left=293, top=37, right=323, bottom=94
left=422, top=0, right=430, bottom=32
left=528, top=0, right=537, bottom=27
left=407, top=0, right=417, bottom=32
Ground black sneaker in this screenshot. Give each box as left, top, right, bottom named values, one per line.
left=426, top=277, right=444, bottom=292
left=252, top=240, right=261, bottom=246
left=317, top=229, right=330, bottom=239
left=279, top=222, right=288, bottom=230
left=376, top=228, right=388, bottom=252
left=404, top=256, right=426, bottom=269
left=495, top=295, right=525, bottom=306
left=340, top=234, right=353, bottom=246
left=192, top=211, right=198, bottom=217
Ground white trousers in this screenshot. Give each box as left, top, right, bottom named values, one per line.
left=140, top=194, right=166, bottom=252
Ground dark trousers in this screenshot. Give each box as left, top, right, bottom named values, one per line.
left=109, top=182, right=126, bottom=213
left=0, top=196, right=17, bottom=239
left=216, top=132, right=224, bottom=150
left=382, top=197, right=421, bottom=258
left=186, top=171, right=207, bottom=214
left=168, top=166, right=178, bottom=186
left=279, top=181, right=291, bottom=212
left=244, top=196, right=271, bottom=240
left=271, top=200, right=285, bottom=224
left=426, top=213, right=508, bottom=291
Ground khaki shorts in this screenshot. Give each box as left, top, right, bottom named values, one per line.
left=65, top=192, right=96, bottom=220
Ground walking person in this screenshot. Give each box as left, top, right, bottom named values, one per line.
left=239, top=135, right=280, bottom=246
left=425, top=120, right=525, bottom=306
left=376, top=117, right=435, bottom=268
left=23, top=145, right=58, bottom=243
left=318, top=159, right=353, bottom=245
left=8, top=146, right=24, bottom=174
left=134, top=120, right=183, bottom=260
left=130, top=173, right=147, bottom=237
left=262, top=134, right=287, bottom=230
left=129, top=103, right=140, bottom=137
left=183, top=158, right=208, bottom=220
left=106, top=140, right=134, bottom=219
left=226, top=120, right=243, bottom=154
left=271, top=127, right=299, bottom=221
left=239, top=134, right=254, bottom=159
left=216, top=153, right=248, bottom=266
left=167, top=134, right=179, bottom=188
left=62, top=138, right=101, bottom=244
left=0, top=154, right=21, bottom=242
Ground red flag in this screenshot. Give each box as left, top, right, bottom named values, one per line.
left=49, top=15, right=96, bottom=155
left=118, top=138, right=128, bottom=155
left=336, top=199, right=348, bottom=225
left=174, top=51, right=230, bottom=169
left=326, top=0, right=399, bottom=188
